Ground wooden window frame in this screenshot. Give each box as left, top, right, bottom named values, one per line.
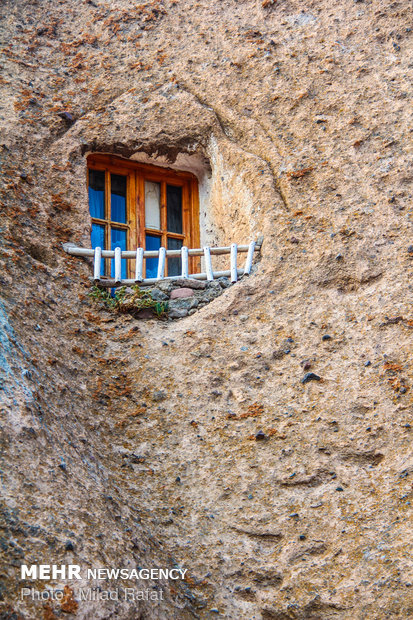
left=87, top=165, right=132, bottom=277
left=87, top=154, right=200, bottom=278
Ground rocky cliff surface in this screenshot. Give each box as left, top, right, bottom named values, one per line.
left=1, top=0, right=413, bottom=618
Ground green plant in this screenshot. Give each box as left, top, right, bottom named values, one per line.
left=88, top=285, right=118, bottom=309
left=114, top=286, right=127, bottom=305
left=88, top=284, right=168, bottom=319
left=153, top=301, right=169, bottom=317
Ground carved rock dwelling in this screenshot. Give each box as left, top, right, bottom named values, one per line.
left=1, top=0, right=413, bottom=618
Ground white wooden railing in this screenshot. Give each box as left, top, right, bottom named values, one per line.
left=63, top=239, right=262, bottom=287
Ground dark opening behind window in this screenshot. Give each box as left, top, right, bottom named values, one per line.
left=167, top=238, right=183, bottom=276
left=166, top=185, right=182, bottom=234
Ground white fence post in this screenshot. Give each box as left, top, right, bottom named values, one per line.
left=244, top=240, right=256, bottom=275
left=93, top=246, right=102, bottom=282
left=181, top=246, right=189, bottom=278
left=230, top=243, right=238, bottom=283
left=203, top=246, right=214, bottom=281
left=114, top=247, right=122, bottom=283
left=65, top=240, right=262, bottom=286
left=135, top=247, right=144, bottom=282
left=157, top=247, right=166, bottom=279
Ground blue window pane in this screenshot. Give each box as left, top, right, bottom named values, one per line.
left=167, top=237, right=182, bottom=277
left=145, top=234, right=161, bottom=278
left=111, top=174, right=127, bottom=223
left=91, top=223, right=105, bottom=275
left=111, top=228, right=127, bottom=279
left=89, top=170, right=105, bottom=219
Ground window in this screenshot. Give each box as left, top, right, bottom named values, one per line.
left=89, top=169, right=129, bottom=279
left=87, top=154, right=200, bottom=279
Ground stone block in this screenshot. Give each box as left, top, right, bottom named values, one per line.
left=218, top=277, right=231, bottom=289
left=177, top=278, right=207, bottom=290
left=206, top=280, right=222, bottom=291
left=149, top=287, right=169, bottom=301
left=170, top=287, right=195, bottom=299
left=196, top=288, right=221, bottom=303
left=169, top=308, right=188, bottom=319
left=156, top=280, right=174, bottom=294
left=135, top=309, right=153, bottom=320
left=169, top=297, right=198, bottom=310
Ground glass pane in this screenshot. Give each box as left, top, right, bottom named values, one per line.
left=167, top=185, right=182, bottom=234
left=145, top=234, right=161, bottom=278
left=167, top=237, right=183, bottom=277
left=88, top=169, right=105, bottom=219
left=91, top=223, right=105, bottom=275
left=145, top=181, right=161, bottom=229
left=111, top=228, right=127, bottom=279
left=110, top=174, right=127, bottom=223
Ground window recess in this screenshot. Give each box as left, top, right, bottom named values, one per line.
left=87, top=154, right=200, bottom=279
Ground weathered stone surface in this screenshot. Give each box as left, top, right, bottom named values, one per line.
left=135, top=308, right=154, bottom=320
left=175, top=279, right=207, bottom=290
left=169, top=298, right=198, bottom=310
left=152, top=390, right=167, bottom=402
left=168, top=308, right=189, bottom=319
left=2, top=0, right=413, bottom=618
left=218, top=277, right=231, bottom=289
left=149, top=287, right=169, bottom=302
left=156, top=280, right=175, bottom=294
left=196, top=287, right=223, bottom=303
left=301, top=372, right=322, bottom=384
left=170, top=287, right=195, bottom=299
left=206, top=281, right=222, bottom=291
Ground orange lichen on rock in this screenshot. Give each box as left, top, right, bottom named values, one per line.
left=239, top=402, right=264, bottom=419
left=286, top=167, right=314, bottom=179
left=60, top=586, right=78, bottom=613
left=43, top=603, right=58, bottom=620
left=382, top=362, right=403, bottom=373
left=267, top=428, right=286, bottom=439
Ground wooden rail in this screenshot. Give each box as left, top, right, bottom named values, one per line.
left=63, top=238, right=262, bottom=287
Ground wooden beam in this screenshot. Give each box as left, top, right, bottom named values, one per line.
left=190, top=176, right=200, bottom=274
left=87, top=153, right=198, bottom=182
left=128, top=171, right=136, bottom=279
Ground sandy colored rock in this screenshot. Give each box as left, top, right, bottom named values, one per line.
left=1, top=0, right=413, bottom=619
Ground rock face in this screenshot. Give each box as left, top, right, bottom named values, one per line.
left=1, top=0, right=413, bottom=618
